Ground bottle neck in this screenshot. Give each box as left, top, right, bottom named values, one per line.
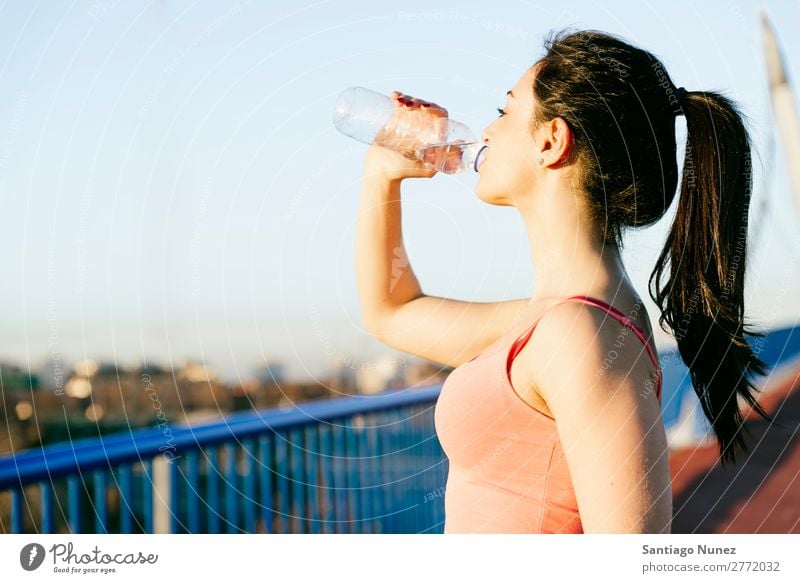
left=469, top=144, right=488, bottom=172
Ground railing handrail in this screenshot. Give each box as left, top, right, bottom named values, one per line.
left=0, top=383, right=442, bottom=488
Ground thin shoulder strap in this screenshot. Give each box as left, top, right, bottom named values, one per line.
left=507, top=295, right=662, bottom=400
left=568, top=295, right=661, bottom=378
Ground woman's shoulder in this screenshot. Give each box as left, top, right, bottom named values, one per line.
left=513, top=297, right=656, bottom=416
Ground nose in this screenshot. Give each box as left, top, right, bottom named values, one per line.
left=481, top=120, right=497, bottom=145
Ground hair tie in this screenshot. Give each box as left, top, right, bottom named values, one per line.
left=674, top=87, right=687, bottom=115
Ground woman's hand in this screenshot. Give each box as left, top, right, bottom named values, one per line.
left=364, top=91, right=449, bottom=182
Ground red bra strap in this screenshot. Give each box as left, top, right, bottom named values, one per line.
left=567, top=296, right=660, bottom=365
left=507, top=295, right=662, bottom=400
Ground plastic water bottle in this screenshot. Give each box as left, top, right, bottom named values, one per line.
left=333, top=86, right=487, bottom=174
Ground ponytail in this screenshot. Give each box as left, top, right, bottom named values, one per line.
left=649, top=90, right=775, bottom=466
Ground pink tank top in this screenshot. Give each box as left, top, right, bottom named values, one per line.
left=433, top=295, right=663, bottom=533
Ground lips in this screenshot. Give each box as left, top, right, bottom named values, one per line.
left=474, top=145, right=488, bottom=172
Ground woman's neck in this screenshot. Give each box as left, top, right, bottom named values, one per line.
left=518, top=183, right=629, bottom=302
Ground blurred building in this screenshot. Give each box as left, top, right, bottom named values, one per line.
left=403, top=360, right=452, bottom=388
left=0, top=363, right=39, bottom=392
left=64, top=358, right=232, bottom=422
left=252, top=362, right=286, bottom=384
left=356, top=355, right=407, bottom=394
left=0, top=352, right=452, bottom=457
left=326, top=356, right=358, bottom=395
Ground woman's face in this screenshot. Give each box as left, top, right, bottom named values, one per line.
left=476, top=66, right=542, bottom=207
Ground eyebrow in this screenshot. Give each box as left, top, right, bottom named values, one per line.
left=507, top=90, right=514, bottom=98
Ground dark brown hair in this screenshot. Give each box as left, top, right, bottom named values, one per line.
left=532, top=29, right=773, bottom=466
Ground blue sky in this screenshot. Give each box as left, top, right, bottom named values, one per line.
left=0, top=0, right=798, bottom=382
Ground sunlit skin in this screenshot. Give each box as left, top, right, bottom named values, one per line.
left=358, top=64, right=672, bottom=533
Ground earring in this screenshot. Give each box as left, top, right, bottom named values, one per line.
left=536, top=157, right=544, bottom=166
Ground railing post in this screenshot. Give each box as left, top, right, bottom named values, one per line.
left=67, top=476, right=81, bottom=533
left=39, top=481, right=54, bottom=533
left=258, top=434, right=273, bottom=533
left=152, top=455, right=172, bottom=533
left=118, top=465, right=135, bottom=534
left=11, top=486, right=24, bottom=533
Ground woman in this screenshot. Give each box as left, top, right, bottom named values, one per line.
left=355, top=29, right=772, bottom=534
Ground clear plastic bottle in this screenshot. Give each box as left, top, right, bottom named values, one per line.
left=333, top=86, right=487, bottom=174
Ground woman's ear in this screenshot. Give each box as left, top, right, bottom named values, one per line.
left=539, top=117, right=574, bottom=166
left=544, top=117, right=573, bottom=167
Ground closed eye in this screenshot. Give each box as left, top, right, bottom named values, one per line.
left=496, top=107, right=506, bottom=117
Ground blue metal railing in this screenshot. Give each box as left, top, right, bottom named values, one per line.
left=0, top=385, right=447, bottom=534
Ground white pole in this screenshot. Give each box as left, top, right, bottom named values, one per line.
left=760, top=9, right=800, bottom=216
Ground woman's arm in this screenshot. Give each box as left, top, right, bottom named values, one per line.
left=355, top=145, right=530, bottom=368
left=521, top=301, right=672, bottom=533
left=355, top=145, right=434, bottom=332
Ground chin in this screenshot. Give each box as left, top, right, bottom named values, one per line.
left=475, top=173, right=493, bottom=202
left=475, top=174, right=512, bottom=206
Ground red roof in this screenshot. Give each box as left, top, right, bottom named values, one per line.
left=669, top=364, right=800, bottom=533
